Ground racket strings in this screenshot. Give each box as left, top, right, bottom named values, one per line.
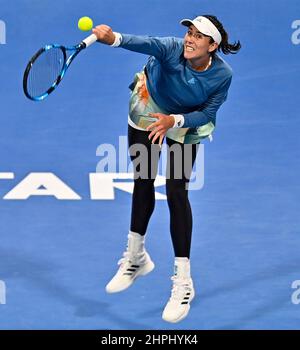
left=26, top=47, right=65, bottom=99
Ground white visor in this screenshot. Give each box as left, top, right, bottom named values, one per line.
left=180, top=16, right=222, bottom=45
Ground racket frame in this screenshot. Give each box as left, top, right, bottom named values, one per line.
left=23, top=34, right=96, bottom=101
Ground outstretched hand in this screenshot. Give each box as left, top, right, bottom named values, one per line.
left=92, top=25, right=115, bottom=45
left=146, top=113, right=175, bottom=145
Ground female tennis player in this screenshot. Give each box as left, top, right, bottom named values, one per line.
left=92, top=15, right=241, bottom=323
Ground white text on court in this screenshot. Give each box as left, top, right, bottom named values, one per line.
left=0, top=172, right=167, bottom=200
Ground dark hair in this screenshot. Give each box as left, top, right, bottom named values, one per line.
left=202, top=14, right=241, bottom=55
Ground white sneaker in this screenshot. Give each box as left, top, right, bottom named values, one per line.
left=105, top=250, right=155, bottom=293
left=162, top=276, right=195, bottom=323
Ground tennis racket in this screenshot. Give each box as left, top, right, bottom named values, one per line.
left=23, top=33, right=97, bottom=101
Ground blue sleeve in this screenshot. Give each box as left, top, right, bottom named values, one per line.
left=182, top=77, right=232, bottom=128
left=119, top=34, right=178, bottom=61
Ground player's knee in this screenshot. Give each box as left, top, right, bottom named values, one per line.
left=134, top=178, right=155, bottom=193
left=166, top=180, right=187, bottom=204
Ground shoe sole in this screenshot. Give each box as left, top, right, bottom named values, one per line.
left=106, top=260, right=155, bottom=293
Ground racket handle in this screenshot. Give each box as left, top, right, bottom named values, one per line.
left=82, top=34, right=98, bottom=48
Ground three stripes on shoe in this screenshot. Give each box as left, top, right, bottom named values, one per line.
left=123, top=264, right=140, bottom=276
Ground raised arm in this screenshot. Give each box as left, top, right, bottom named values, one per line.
left=92, top=24, right=177, bottom=60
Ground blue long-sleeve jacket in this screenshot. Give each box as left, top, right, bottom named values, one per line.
left=119, top=34, right=233, bottom=128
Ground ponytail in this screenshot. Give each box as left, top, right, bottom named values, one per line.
left=202, top=15, right=241, bottom=55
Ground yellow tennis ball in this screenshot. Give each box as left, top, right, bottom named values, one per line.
left=78, top=16, right=93, bottom=31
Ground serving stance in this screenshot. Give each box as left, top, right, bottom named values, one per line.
left=92, top=15, right=241, bottom=323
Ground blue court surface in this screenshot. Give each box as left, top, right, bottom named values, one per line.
left=0, top=0, right=300, bottom=330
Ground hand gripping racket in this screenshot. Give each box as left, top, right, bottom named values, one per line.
left=23, top=34, right=97, bottom=101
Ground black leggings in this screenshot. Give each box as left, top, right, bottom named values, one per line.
left=128, top=125, right=199, bottom=258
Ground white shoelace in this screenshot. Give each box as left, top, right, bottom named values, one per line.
left=117, top=251, right=145, bottom=268
left=170, top=276, right=192, bottom=301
